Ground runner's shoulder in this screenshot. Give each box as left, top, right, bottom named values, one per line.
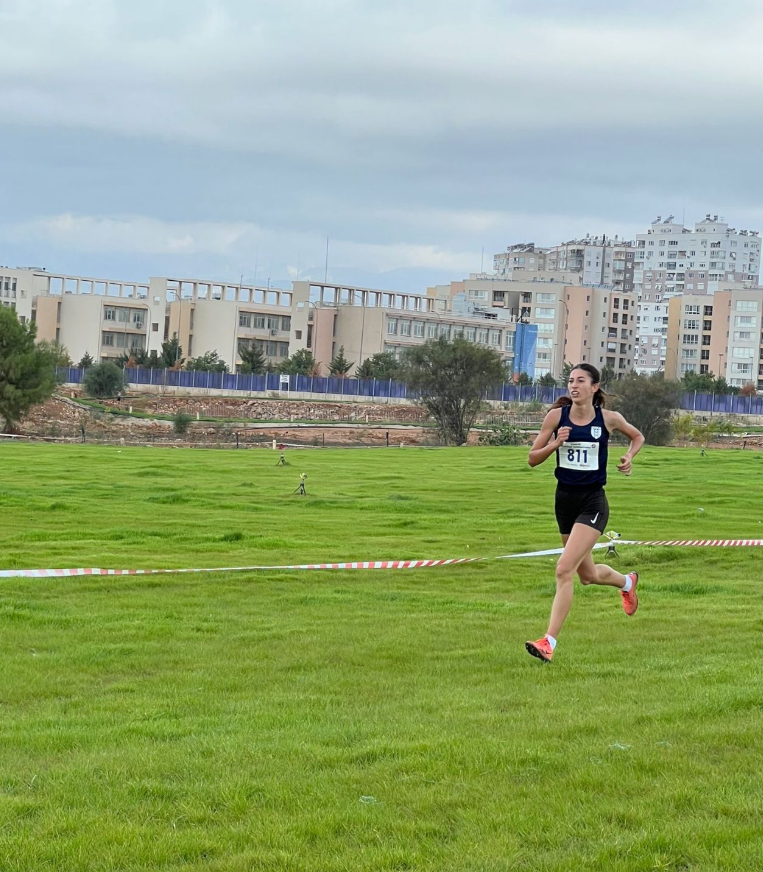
left=543, top=407, right=564, bottom=426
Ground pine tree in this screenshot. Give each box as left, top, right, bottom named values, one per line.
left=0, top=308, right=57, bottom=432
left=238, top=342, right=267, bottom=375
left=328, top=346, right=354, bottom=377
left=77, top=352, right=95, bottom=369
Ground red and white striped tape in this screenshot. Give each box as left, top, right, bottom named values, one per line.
left=0, top=557, right=482, bottom=579
left=621, top=539, right=763, bottom=548
left=1, top=539, right=761, bottom=579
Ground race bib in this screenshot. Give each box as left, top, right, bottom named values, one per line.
left=559, top=441, right=599, bottom=471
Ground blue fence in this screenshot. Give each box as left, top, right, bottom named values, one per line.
left=57, top=367, right=763, bottom=414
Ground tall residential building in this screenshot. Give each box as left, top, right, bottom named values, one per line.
left=545, top=236, right=636, bottom=291
left=666, top=288, right=763, bottom=388
left=493, top=243, right=549, bottom=277
left=428, top=276, right=637, bottom=379
left=634, top=215, right=761, bottom=374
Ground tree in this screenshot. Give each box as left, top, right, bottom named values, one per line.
left=146, top=350, right=163, bottom=369
left=713, top=376, right=737, bottom=395
left=356, top=352, right=401, bottom=380
left=682, top=370, right=716, bottom=393
left=173, top=410, right=192, bottom=435
left=328, top=345, right=354, bottom=377
left=0, top=308, right=57, bottom=432
left=37, top=340, right=72, bottom=368
left=400, top=336, right=505, bottom=445
left=672, top=412, right=695, bottom=446
left=77, top=352, right=95, bottom=369
left=599, top=365, right=616, bottom=387
left=186, top=351, right=229, bottom=373
left=238, top=342, right=267, bottom=375
left=692, top=420, right=715, bottom=450
left=536, top=372, right=557, bottom=387
left=82, top=361, right=125, bottom=399
left=608, top=372, right=682, bottom=446
left=561, top=361, right=574, bottom=384
left=279, top=348, right=318, bottom=376
left=120, top=348, right=149, bottom=367
left=515, top=371, right=533, bottom=386
left=37, top=340, right=72, bottom=384
left=161, top=333, right=184, bottom=368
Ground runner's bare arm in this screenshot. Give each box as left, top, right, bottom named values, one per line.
left=528, top=408, right=568, bottom=467
left=603, top=410, right=645, bottom=475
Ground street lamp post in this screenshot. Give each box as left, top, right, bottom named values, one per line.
left=557, top=298, right=570, bottom=381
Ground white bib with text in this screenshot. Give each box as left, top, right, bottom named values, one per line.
left=559, top=441, right=599, bottom=471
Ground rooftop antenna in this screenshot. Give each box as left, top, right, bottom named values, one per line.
left=324, top=237, right=329, bottom=283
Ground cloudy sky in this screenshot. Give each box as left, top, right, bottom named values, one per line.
left=2, top=0, right=763, bottom=291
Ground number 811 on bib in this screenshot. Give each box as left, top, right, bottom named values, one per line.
left=559, top=441, right=599, bottom=471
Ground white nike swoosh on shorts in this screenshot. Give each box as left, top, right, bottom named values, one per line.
left=590, top=513, right=599, bottom=525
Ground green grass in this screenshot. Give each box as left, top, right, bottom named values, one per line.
left=1, top=443, right=762, bottom=871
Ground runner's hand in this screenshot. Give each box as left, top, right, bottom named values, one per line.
left=555, top=426, right=571, bottom=447
left=617, top=454, right=632, bottom=476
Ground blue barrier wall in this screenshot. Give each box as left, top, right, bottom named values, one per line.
left=58, top=367, right=763, bottom=414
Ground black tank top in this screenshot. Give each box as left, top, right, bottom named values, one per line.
left=554, top=404, right=609, bottom=487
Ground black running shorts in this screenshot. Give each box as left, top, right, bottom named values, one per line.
left=554, top=484, right=609, bottom=535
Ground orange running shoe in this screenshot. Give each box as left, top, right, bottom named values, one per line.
left=525, top=637, right=554, bottom=662
left=620, top=572, right=639, bottom=616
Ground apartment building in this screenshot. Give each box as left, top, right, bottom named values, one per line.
left=493, top=243, right=549, bottom=277
left=634, top=215, right=762, bottom=374
left=427, top=278, right=565, bottom=377
left=666, top=288, right=763, bottom=388
left=429, top=276, right=637, bottom=379
left=545, top=236, right=636, bottom=291
left=563, top=285, right=637, bottom=378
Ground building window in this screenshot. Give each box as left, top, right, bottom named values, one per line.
left=267, top=317, right=280, bottom=330
left=281, top=316, right=291, bottom=331
left=401, top=320, right=411, bottom=336
left=253, top=316, right=265, bottom=329
left=239, top=313, right=252, bottom=328
left=387, top=318, right=398, bottom=335
left=414, top=322, right=424, bottom=338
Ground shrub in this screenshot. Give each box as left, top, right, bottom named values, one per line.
left=83, top=362, right=125, bottom=399
left=173, top=410, right=192, bottom=435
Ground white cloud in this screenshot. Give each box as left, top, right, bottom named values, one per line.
left=1, top=212, right=481, bottom=274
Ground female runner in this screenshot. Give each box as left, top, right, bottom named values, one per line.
left=525, top=363, right=645, bottom=662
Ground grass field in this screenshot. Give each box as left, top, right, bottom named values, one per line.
left=1, top=442, right=762, bottom=871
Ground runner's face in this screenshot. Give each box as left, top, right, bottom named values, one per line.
left=568, top=369, right=598, bottom=404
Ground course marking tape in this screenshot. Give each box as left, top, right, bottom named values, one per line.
left=0, top=557, right=483, bottom=579
left=1, top=540, right=761, bottom=579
